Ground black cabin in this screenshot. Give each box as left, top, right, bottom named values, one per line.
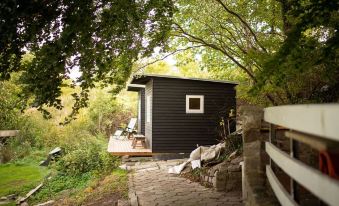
left=127, top=74, right=237, bottom=153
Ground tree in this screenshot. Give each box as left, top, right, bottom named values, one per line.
left=0, top=73, right=25, bottom=129
left=144, top=61, right=178, bottom=75
left=171, top=0, right=338, bottom=105
left=253, top=0, right=339, bottom=103
left=0, top=0, right=174, bottom=121
left=171, top=0, right=284, bottom=104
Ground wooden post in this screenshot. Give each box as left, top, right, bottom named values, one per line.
left=290, top=137, right=299, bottom=203
left=269, top=124, right=276, bottom=168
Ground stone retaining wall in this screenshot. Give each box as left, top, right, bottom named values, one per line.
left=200, top=156, right=243, bottom=192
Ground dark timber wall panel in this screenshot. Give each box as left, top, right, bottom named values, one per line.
left=145, top=80, right=153, bottom=149
left=152, top=77, right=236, bottom=153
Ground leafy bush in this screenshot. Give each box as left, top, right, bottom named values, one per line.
left=67, top=169, right=129, bottom=205
left=31, top=172, right=92, bottom=203
left=31, top=169, right=128, bottom=205
left=0, top=145, right=14, bottom=163
left=87, top=91, right=135, bottom=137
left=0, top=72, right=136, bottom=162
left=0, top=139, right=32, bottom=163
left=56, top=142, right=120, bottom=176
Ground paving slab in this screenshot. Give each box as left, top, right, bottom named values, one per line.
left=128, top=160, right=243, bottom=206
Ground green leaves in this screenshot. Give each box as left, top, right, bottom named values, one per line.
left=172, top=0, right=338, bottom=104
left=1, top=0, right=174, bottom=120
left=171, top=0, right=284, bottom=104
left=253, top=0, right=339, bottom=103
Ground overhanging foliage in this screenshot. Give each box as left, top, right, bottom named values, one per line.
left=0, top=0, right=174, bottom=121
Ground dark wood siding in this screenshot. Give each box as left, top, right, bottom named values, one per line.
left=152, top=77, right=236, bottom=153
left=145, top=80, right=153, bottom=148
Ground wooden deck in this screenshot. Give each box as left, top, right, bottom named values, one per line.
left=107, top=137, right=152, bottom=156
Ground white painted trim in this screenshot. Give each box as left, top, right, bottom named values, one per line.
left=266, top=165, right=298, bottom=206
left=127, top=84, right=146, bottom=88
left=186, top=95, right=204, bottom=114
left=266, top=142, right=339, bottom=206
left=133, top=74, right=238, bottom=85
left=264, top=104, right=339, bottom=141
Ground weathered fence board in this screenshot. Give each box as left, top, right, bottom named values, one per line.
left=285, top=131, right=339, bottom=152
left=264, top=104, right=339, bottom=141
left=266, top=165, right=298, bottom=206
left=266, top=142, right=339, bottom=206
left=0, top=130, right=19, bottom=137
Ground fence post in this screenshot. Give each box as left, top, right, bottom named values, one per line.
left=269, top=124, right=276, bottom=168
left=290, top=138, right=299, bottom=203
left=239, top=106, right=278, bottom=206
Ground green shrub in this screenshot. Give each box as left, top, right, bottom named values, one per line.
left=0, top=74, right=23, bottom=130
left=31, top=172, right=92, bottom=203
left=0, top=75, right=134, bottom=165
left=87, top=92, right=134, bottom=137
left=0, top=140, right=32, bottom=163
left=56, top=143, right=120, bottom=176
left=0, top=145, right=14, bottom=163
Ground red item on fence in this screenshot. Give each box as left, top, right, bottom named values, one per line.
left=319, top=151, right=339, bottom=180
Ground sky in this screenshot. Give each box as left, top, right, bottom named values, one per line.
left=68, top=47, right=178, bottom=81
left=69, top=66, right=81, bottom=81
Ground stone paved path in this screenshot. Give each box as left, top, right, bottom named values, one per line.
left=127, top=160, right=243, bottom=206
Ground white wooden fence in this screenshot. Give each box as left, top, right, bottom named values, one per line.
left=264, top=104, right=339, bottom=206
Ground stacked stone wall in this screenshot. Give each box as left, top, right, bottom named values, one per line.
left=239, top=106, right=278, bottom=206
left=200, top=156, right=243, bottom=192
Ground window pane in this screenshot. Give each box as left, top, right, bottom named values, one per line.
left=189, top=98, right=200, bottom=110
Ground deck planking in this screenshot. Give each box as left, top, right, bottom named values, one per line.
left=107, top=137, right=152, bottom=156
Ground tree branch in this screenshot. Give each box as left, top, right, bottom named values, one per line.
left=217, top=22, right=248, bottom=54
left=215, top=0, right=268, bottom=53
left=174, top=23, right=256, bottom=81
left=174, top=23, right=278, bottom=105
left=192, top=17, right=245, bottom=59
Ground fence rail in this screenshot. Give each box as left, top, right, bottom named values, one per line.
left=0, top=130, right=19, bottom=137
left=264, top=104, right=339, bottom=141
left=264, top=104, right=339, bottom=206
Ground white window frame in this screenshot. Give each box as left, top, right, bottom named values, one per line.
left=146, top=95, right=151, bottom=122
left=186, top=95, right=204, bottom=114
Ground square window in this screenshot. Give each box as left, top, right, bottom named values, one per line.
left=189, top=98, right=201, bottom=110
left=186, top=95, right=204, bottom=113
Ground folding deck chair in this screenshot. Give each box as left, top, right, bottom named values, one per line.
left=111, top=118, right=137, bottom=140
left=124, top=118, right=137, bottom=139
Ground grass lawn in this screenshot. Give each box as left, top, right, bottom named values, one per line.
left=0, top=163, right=49, bottom=197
